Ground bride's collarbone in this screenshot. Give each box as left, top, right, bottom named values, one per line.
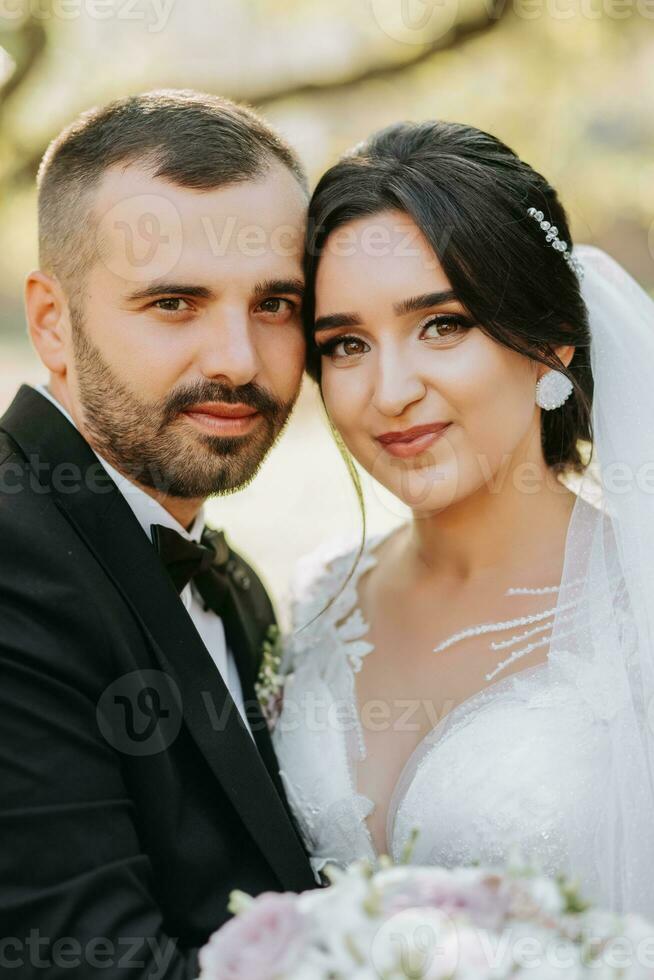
left=352, top=583, right=558, bottom=746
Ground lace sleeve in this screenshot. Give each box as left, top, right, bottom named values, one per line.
left=257, top=536, right=357, bottom=732
left=283, top=533, right=364, bottom=658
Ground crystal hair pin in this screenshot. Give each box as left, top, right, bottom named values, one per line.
left=526, top=207, right=585, bottom=280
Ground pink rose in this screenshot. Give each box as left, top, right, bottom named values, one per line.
left=198, top=892, right=304, bottom=980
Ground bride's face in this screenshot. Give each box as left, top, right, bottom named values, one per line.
left=314, top=209, right=547, bottom=515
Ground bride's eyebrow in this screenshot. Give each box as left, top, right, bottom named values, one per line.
left=314, top=312, right=362, bottom=333
left=393, top=289, right=458, bottom=315
left=314, top=289, right=460, bottom=333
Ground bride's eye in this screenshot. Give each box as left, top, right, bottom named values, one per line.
left=317, top=335, right=370, bottom=360
left=420, top=314, right=472, bottom=342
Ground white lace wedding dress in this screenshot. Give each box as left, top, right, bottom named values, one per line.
left=272, top=505, right=615, bottom=904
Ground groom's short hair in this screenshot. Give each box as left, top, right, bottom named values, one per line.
left=36, top=88, right=307, bottom=305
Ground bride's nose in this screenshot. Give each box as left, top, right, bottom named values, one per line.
left=370, top=346, right=426, bottom=417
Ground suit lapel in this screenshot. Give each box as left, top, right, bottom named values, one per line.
left=218, top=579, right=295, bottom=813
left=0, top=385, right=314, bottom=892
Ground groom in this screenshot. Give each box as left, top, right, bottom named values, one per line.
left=0, top=91, right=315, bottom=978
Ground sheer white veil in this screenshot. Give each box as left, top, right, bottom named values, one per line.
left=548, top=244, right=654, bottom=917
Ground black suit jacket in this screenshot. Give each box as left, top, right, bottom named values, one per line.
left=0, top=385, right=315, bottom=979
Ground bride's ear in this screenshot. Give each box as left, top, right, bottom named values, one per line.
left=536, top=344, right=575, bottom=378
left=554, top=344, right=575, bottom=371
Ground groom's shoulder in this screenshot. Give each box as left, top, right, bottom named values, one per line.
left=0, top=427, right=53, bottom=513
left=0, top=426, right=90, bottom=576
left=0, top=427, right=39, bottom=517
left=0, top=426, right=114, bottom=670
left=0, top=426, right=16, bottom=468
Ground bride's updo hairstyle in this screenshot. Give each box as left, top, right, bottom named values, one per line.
left=304, top=120, right=593, bottom=475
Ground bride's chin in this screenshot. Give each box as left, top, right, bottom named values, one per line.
left=374, top=467, right=460, bottom=515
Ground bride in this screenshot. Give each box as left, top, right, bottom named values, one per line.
left=272, top=119, right=654, bottom=919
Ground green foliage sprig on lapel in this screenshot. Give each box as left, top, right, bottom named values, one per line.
left=255, top=624, right=287, bottom=732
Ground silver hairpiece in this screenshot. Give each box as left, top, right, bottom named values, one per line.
left=526, top=207, right=585, bottom=280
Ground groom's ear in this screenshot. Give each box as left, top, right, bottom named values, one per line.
left=25, top=271, right=71, bottom=376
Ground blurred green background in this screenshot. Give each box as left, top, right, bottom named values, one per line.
left=1, top=0, right=653, bottom=613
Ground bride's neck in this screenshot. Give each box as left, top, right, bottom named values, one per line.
left=406, top=464, right=577, bottom=585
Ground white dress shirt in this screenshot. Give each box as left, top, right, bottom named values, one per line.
left=35, top=383, right=252, bottom=736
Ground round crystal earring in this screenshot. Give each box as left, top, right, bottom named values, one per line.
left=535, top=370, right=573, bottom=410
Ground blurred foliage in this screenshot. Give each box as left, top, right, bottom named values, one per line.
left=1, top=1, right=652, bottom=587
left=1, top=0, right=653, bottom=341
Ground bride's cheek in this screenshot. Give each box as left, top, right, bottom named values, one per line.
left=321, top=367, right=367, bottom=435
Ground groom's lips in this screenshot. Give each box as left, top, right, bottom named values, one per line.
left=182, top=401, right=261, bottom=436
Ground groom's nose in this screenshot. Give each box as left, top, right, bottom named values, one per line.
left=195, top=308, right=260, bottom=387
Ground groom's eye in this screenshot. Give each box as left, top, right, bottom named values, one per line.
left=254, top=297, right=297, bottom=319
left=152, top=297, right=193, bottom=314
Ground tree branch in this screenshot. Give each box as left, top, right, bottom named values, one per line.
left=254, top=0, right=510, bottom=108
left=2, top=0, right=511, bottom=187
left=0, top=18, right=48, bottom=104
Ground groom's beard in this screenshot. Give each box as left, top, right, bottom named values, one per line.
left=70, top=314, right=296, bottom=499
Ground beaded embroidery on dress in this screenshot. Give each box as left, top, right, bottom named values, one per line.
left=272, top=504, right=615, bottom=897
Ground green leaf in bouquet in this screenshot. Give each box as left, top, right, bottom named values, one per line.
left=555, top=870, right=591, bottom=914
left=226, top=889, right=255, bottom=915
left=399, top=826, right=420, bottom=865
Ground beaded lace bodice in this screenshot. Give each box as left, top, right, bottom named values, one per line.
left=272, top=524, right=613, bottom=888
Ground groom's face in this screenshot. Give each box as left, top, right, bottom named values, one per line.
left=64, top=160, right=307, bottom=499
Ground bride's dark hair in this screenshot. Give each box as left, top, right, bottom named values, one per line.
left=304, top=119, right=593, bottom=475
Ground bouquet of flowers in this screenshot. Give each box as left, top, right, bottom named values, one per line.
left=197, top=851, right=654, bottom=980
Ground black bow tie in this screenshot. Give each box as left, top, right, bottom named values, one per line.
left=151, top=523, right=257, bottom=692
left=151, top=523, right=232, bottom=604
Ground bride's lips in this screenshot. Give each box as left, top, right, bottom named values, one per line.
left=376, top=422, right=452, bottom=459
left=182, top=402, right=261, bottom=436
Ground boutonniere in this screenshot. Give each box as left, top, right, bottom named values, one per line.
left=255, top=624, right=288, bottom=732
